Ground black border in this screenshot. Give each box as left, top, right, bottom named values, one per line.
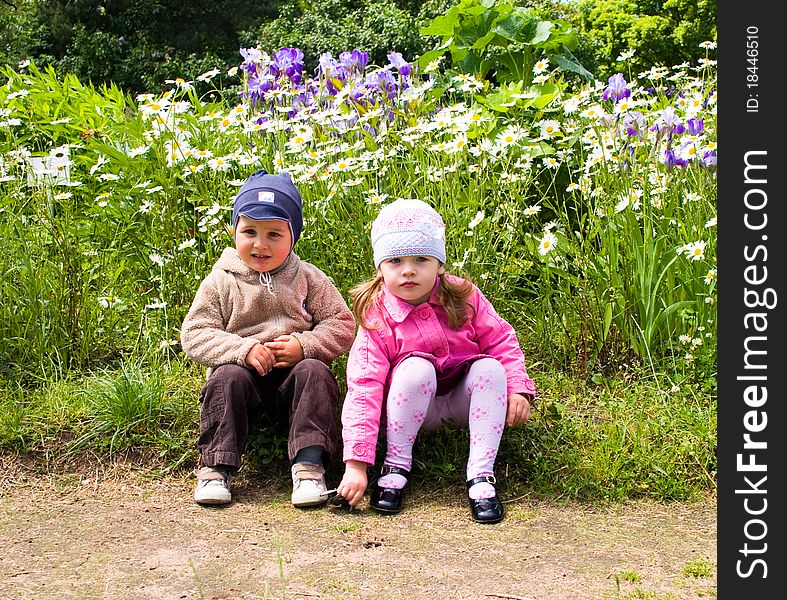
left=717, top=2, right=784, bottom=597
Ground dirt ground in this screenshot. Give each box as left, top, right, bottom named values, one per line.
left=0, top=455, right=716, bottom=600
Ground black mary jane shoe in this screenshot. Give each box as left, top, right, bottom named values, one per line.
left=370, top=466, right=409, bottom=514
left=467, top=475, right=504, bottom=524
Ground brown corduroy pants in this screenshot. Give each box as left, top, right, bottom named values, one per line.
left=197, top=358, right=340, bottom=470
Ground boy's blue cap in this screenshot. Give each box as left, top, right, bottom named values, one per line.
left=232, top=170, right=303, bottom=245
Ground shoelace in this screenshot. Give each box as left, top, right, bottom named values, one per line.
left=259, top=271, right=274, bottom=295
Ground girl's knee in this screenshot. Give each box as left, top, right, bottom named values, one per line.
left=465, top=358, right=507, bottom=398
left=392, top=356, right=436, bottom=382
left=470, top=357, right=506, bottom=379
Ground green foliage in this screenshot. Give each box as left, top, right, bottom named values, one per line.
left=618, top=571, right=643, bottom=584
left=5, top=1, right=717, bottom=99
left=0, top=376, right=85, bottom=453
left=499, top=367, right=717, bottom=501
left=247, top=0, right=444, bottom=71
left=0, top=0, right=38, bottom=68
left=571, top=0, right=717, bottom=81
left=27, top=0, right=281, bottom=94
left=418, top=0, right=592, bottom=83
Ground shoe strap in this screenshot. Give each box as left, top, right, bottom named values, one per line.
left=467, top=475, right=497, bottom=489
left=195, top=467, right=226, bottom=481
left=293, top=462, right=325, bottom=481
left=380, top=465, right=409, bottom=477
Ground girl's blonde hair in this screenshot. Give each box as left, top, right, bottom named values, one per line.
left=350, top=269, right=474, bottom=330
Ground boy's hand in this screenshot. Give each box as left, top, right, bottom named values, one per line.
left=506, top=393, right=531, bottom=427
left=244, top=343, right=276, bottom=376
left=264, top=335, right=304, bottom=368
left=337, top=460, right=369, bottom=508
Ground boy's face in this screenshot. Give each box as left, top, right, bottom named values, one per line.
left=234, top=216, right=292, bottom=273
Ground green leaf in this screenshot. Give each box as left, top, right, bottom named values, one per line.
left=495, top=50, right=534, bottom=83
left=416, top=47, right=447, bottom=70
left=457, top=52, right=485, bottom=76
left=603, top=303, right=613, bottom=339
left=548, top=401, right=565, bottom=420
left=531, top=20, right=555, bottom=45
left=519, top=141, right=554, bottom=159
left=476, top=81, right=523, bottom=112
left=420, top=12, right=459, bottom=37
left=550, top=47, right=595, bottom=81
left=491, top=12, right=541, bottom=43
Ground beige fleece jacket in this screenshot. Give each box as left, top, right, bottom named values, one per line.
left=180, top=248, right=355, bottom=371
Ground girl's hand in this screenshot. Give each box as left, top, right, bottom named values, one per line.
left=263, top=335, right=304, bottom=368
left=337, top=460, right=369, bottom=508
left=506, top=393, right=531, bottom=427
left=244, top=343, right=276, bottom=376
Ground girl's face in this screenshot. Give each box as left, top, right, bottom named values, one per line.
left=234, top=216, right=292, bottom=273
left=378, top=255, right=445, bottom=305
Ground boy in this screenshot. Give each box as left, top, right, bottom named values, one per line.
left=180, top=170, right=355, bottom=507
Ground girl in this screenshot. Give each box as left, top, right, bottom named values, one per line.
left=337, top=199, right=535, bottom=523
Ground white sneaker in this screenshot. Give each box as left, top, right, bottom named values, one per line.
left=291, top=462, right=328, bottom=507
left=194, top=466, right=233, bottom=505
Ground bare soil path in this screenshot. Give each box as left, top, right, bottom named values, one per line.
left=0, top=456, right=716, bottom=600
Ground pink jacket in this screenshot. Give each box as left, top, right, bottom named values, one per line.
left=341, top=276, right=536, bottom=464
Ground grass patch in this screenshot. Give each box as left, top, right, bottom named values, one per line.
left=617, top=571, right=642, bottom=584
left=0, top=359, right=715, bottom=503
left=683, top=558, right=715, bottom=578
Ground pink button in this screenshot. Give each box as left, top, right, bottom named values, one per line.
left=434, top=348, right=446, bottom=358
left=418, top=308, right=430, bottom=319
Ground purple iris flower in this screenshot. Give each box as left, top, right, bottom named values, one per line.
left=272, top=48, right=305, bottom=84
left=317, top=52, right=337, bottom=73
left=348, top=81, right=368, bottom=103
left=687, top=118, right=704, bottom=135
left=245, top=71, right=279, bottom=106
left=245, top=73, right=264, bottom=104
left=622, top=111, right=646, bottom=137
left=292, top=89, right=316, bottom=113
left=240, top=47, right=264, bottom=74
left=339, top=50, right=369, bottom=76
left=701, top=150, right=717, bottom=169
left=662, top=149, right=689, bottom=169
left=317, top=52, right=347, bottom=80
left=316, top=52, right=351, bottom=95
left=602, top=73, right=631, bottom=103
left=387, top=52, right=412, bottom=77
left=650, top=106, right=685, bottom=137
left=367, top=69, right=399, bottom=99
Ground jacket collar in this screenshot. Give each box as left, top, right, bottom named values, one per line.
left=380, top=277, right=440, bottom=323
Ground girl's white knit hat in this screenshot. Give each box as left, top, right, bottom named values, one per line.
left=371, top=199, right=446, bottom=267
